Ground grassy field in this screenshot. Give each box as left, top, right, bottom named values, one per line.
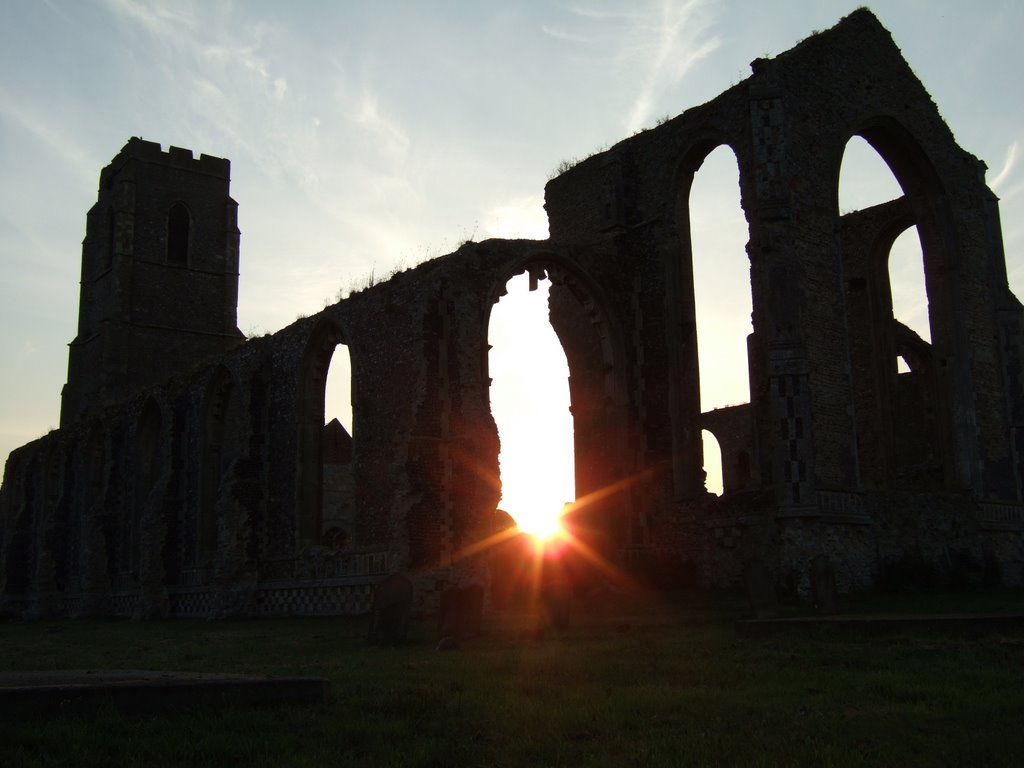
left=2, top=591, right=1024, bottom=767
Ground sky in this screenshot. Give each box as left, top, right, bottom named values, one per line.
left=1, top=0, right=1021, bottom=508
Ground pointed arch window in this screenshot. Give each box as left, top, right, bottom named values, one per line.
left=167, top=202, right=190, bottom=265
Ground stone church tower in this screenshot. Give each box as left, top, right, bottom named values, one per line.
left=61, top=138, right=243, bottom=426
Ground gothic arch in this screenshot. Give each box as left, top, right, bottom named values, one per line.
left=102, top=424, right=127, bottom=590
left=836, top=118, right=957, bottom=285
left=132, top=398, right=163, bottom=580
left=484, top=251, right=635, bottom=548
left=834, top=117, right=963, bottom=490
left=297, top=318, right=347, bottom=545
left=44, top=440, right=73, bottom=597
left=199, top=366, right=240, bottom=560
left=670, top=136, right=756, bottom=499
left=245, top=364, right=271, bottom=563
left=77, top=423, right=111, bottom=607
left=484, top=251, right=627, bottom=385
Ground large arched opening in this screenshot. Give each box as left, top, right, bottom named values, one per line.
left=487, top=256, right=634, bottom=557
left=488, top=272, right=574, bottom=538
left=245, top=367, right=271, bottom=563
left=837, top=127, right=956, bottom=491
left=689, top=144, right=752, bottom=496
left=199, top=368, right=240, bottom=562
left=133, top=399, right=162, bottom=580
left=79, top=425, right=109, bottom=602
left=103, top=429, right=126, bottom=591
left=45, top=444, right=72, bottom=596
left=673, top=138, right=755, bottom=498
left=322, top=341, right=355, bottom=551
left=298, top=319, right=354, bottom=548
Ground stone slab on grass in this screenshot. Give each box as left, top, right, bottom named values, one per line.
left=736, top=613, right=1024, bottom=638
left=0, top=670, right=330, bottom=715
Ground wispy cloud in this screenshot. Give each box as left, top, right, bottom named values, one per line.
left=354, top=93, right=411, bottom=161
left=101, top=0, right=195, bottom=40
left=566, top=5, right=642, bottom=21
left=0, top=87, right=97, bottom=184
left=112, top=2, right=284, bottom=139
left=540, top=0, right=719, bottom=135
left=622, top=0, right=719, bottom=134
left=540, top=24, right=595, bottom=44
left=991, top=140, right=1018, bottom=192
left=101, top=0, right=415, bottom=189
left=86, top=0, right=431, bottom=331
left=273, top=77, right=287, bottom=101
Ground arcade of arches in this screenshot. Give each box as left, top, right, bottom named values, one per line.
left=3, top=9, right=1024, bottom=619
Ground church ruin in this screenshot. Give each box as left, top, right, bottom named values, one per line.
left=2, top=9, right=1022, bottom=618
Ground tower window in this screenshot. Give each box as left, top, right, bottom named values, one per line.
left=167, top=203, right=190, bottom=265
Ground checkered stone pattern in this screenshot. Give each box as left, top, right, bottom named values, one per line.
left=169, top=590, right=215, bottom=617
left=776, top=373, right=810, bottom=505
left=254, top=583, right=375, bottom=616
left=977, top=503, right=1024, bottom=532
left=751, top=94, right=787, bottom=207
left=62, top=595, right=84, bottom=616
left=111, top=593, right=140, bottom=617
left=1, top=596, right=28, bottom=615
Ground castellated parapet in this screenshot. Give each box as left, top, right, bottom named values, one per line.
left=99, top=138, right=232, bottom=184
left=2, top=9, right=1023, bottom=619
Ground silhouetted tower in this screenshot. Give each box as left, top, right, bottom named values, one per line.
left=61, top=138, right=243, bottom=426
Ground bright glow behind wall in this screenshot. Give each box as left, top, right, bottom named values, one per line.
left=488, top=274, right=575, bottom=536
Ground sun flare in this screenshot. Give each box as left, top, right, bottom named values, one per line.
left=493, top=399, right=574, bottom=540
left=489, top=273, right=575, bottom=545
left=510, top=502, right=568, bottom=541
left=499, top=462, right=572, bottom=540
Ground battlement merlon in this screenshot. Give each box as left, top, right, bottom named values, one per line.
left=99, top=137, right=231, bottom=189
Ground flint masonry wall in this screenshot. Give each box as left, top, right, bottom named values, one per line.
left=2, top=9, right=1024, bottom=618
left=543, top=9, right=1024, bottom=592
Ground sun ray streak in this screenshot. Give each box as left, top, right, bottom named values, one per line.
left=570, top=465, right=659, bottom=513
left=450, top=524, right=525, bottom=562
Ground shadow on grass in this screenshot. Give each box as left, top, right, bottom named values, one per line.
left=1, top=589, right=1023, bottom=767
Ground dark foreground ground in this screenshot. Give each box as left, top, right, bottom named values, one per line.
left=2, top=589, right=1023, bottom=767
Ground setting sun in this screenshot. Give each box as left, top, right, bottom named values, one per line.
left=489, top=274, right=575, bottom=540
left=504, top=498, right=568, bottom=541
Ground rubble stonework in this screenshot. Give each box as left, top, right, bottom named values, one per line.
left=2, top=9, right=1023, bottom=618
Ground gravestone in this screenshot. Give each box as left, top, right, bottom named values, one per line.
left=810, top=554, right=838, bottom=615
left=744, top=559, right=779, bottom=619
left=437, top=584, right=484, bottom=643
left=367, top=573, right=413, bottom=646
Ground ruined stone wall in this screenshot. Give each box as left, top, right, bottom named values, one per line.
left=547, top=10, right=1024, bottom=582
left=3, top=9, right=1024, bottom=618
